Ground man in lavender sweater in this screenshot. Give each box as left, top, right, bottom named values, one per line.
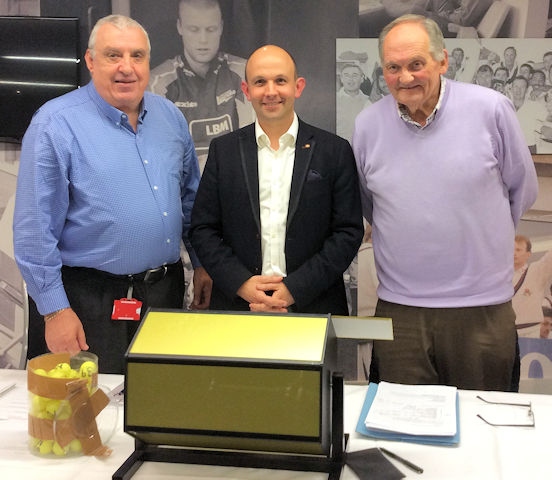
left=352, top=14, right=538, bottom=391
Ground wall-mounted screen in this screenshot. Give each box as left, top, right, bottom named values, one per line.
left=0, top=16, right=80, bottom=143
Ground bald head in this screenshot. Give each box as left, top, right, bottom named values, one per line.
left=245, top=45, right=298, bottom=82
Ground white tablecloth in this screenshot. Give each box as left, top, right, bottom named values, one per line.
left=0, top=369, right=550, bottom=479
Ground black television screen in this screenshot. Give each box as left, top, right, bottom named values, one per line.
left=0, top=16, right=80, bottom=143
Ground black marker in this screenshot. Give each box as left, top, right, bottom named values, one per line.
left=380, top=447, right=424, bottom=474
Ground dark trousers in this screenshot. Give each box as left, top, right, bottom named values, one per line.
left=370, top=299, right=517, bottom=391
left=27, top=260, right=184, bottom=374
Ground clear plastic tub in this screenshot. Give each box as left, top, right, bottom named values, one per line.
left=27, top=352, right=118, bottom=457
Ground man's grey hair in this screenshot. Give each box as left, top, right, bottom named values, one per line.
left=378, top=14, right=446, bottom=63
left=88, top=14, right=151, bottom=58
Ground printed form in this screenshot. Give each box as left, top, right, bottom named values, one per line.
left=364, top=381, right=458, bottom=436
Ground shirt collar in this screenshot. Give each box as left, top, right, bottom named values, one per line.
left=255, top=113, right=299, bottom=149
left=87, top=81, right=146, bottom=127
left=397, top=76, right=446, bottom=128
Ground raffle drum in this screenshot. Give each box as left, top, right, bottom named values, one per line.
left=114, top=309, right=346, bottom=479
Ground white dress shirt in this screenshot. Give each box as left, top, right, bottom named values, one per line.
left=255, top=114, right=299, bottom=276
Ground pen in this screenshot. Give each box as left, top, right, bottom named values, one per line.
left=380, top=447, right=424, bottom=474
left=0, top=383, right=16, bottom=398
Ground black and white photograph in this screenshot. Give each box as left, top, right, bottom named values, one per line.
left=131, top=0, right=256, bottom=169
left=337, top=37, right=552, bottom=153
left=125, top=0, right=359, bottom=135
left=359, top=0, right=551, bottom=38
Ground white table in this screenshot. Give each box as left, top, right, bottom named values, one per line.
left=0, top=369, right=550, bottom=479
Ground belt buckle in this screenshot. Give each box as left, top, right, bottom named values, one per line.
left=143, top=265, right=167, bottom=283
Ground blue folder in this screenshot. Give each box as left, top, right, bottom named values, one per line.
left=355, top=383, right=461, bottom=446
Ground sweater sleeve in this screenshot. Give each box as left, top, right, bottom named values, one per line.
left=495, top=96, right=539, bottom=227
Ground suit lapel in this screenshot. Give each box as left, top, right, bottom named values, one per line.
left=238, top=125, right=261, bottom=233
left=288, top=123, right=315, bottom=225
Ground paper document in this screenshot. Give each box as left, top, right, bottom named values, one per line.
left=364, top=381, right=457, bottom=436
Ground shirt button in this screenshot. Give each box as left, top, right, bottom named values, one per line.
left=166, top=239, right=171, bottom=243
left=153, top=186, right=158, bottom=190
left=163, top=212, right=168, bottom=216
left=144, top=160, right=149, bottom=165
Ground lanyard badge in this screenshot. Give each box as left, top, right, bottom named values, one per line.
left=111, top=284, right=142, bottom=321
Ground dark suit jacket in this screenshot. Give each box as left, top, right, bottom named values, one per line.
left=190, top=119, right=364, bottom=314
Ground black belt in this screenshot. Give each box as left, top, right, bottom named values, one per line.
left=130, top=265, right=169, bottom=284
left=63, top=260, right=182, bottom=286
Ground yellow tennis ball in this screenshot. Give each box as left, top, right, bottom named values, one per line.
left=38, top=439, right=54, bottom=455
left=69, top=439, right=82, bottom=453
left=79, top=361, right=98, bottom=380
left=52, top=442, right=67, bottom=456
left=33, top=368, right=48, bottom=376
left=48, top=367, right=66, bottom=378
left=30, top=395, right=42, bottom=415
left=45, top=399, right=61, bottom=418
left=54, top=400, right=72, bottom=420
left=31, top=394, right=48, bottom=416
left=29, top=436, right=41, bottom=450
left=46, top=362, right=73, bottom=378
left=55, top=362, right=72, bottom=373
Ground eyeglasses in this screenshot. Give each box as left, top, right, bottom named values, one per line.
left=476, top=395, right=535, bottom=427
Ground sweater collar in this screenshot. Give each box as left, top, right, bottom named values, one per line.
left=397, top=76, right=446, bottom=129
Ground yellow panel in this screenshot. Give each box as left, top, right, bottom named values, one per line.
left=125, top=363, right=321, bottom=437
left=129, top=311, right=328, bottom=362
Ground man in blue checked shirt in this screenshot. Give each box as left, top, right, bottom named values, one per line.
left=13, top=14, right=211, bottom=374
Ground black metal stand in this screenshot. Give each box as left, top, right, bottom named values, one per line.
left=113, top=373, right=347, bottom=480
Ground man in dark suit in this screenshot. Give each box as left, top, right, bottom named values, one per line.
left=190, top=45, right=363, bottom=314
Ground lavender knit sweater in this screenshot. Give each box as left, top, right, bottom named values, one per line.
left=352, top=79, right=538, bottom=308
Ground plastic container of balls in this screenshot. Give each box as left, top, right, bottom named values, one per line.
left=27, top=352, right=118, bottom=458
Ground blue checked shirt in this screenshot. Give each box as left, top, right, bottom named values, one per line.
left=13, top=82, right=200, bottom=315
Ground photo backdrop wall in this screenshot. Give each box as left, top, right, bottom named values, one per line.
left=1, top=0, right=552, bottom=388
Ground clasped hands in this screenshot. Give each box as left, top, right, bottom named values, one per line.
left=237, top=275, right=295, bottom=312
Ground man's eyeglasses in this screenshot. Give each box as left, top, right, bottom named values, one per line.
left=476, top=395, right=535, bottom=427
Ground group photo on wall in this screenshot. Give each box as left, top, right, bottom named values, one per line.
left=337, top=37, right=552, bottom=153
